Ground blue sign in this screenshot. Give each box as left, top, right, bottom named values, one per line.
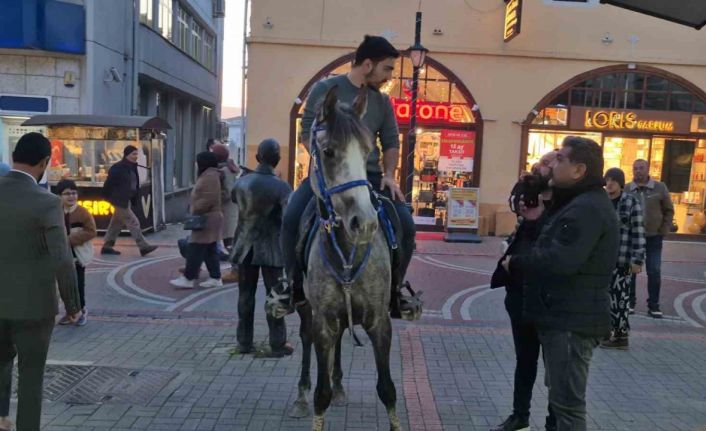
left=0, top=0, right=85, bottom=54
left=0, top=95, right=50, bottom=114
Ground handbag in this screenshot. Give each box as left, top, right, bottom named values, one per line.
left=183, top=214, right=208, bottom=231
left=70, top=228, right=94, bottom=267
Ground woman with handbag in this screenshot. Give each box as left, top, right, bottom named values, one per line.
left=56, top=180, right=97, bottom=326
left=170, top=152, right=224, bottom=289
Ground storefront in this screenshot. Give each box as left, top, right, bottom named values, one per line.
left=23, top=115, right=171, bottom=233
left=290, top=54, right=482, bottom=230
left=0, top=95, right=52, bottom=165
left=523, top=65, right=706, bottom=236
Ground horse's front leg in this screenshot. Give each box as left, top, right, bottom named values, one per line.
left=331, top=329, right=347, bottom=407
left=289, top=301, right=313, bottom=418
left=312, top=318, right=337, bottom=431
left=365, top=316, right=402, bottom=431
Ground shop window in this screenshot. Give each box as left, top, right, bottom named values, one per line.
left=650, top=138, right=665, bottom=179
left=644, top=92, right=669, bottom=110
left=662, top=140, right=695, bottom=193
left=526, top=131, right=601, bottom=171
left=670, top=93, right=693, bottom=111
left=603, top=137, right=650, bottom=175
left=570, top=89, right=591, bottom=106
left=618, top=91, right=643, bottom=110
left=647, top=76, right=669, bottom=92
left=531, top=107, right=567, bottom=126
left=596, top=90, right=614, bottom=108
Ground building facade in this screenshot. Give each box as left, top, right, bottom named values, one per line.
left=0, top=0, right=225, bottom=222
left=245, top=0, right=706, bottom=237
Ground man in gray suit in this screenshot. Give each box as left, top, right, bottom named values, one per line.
left=0, top=132, right=80, bottom=431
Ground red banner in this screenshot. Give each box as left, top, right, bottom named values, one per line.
left=391, top=98, right=474, bottom=124
left=439, top=130, right=475, bottom=172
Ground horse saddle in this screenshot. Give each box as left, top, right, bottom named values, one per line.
left=296, top=191, right=403, bottom=275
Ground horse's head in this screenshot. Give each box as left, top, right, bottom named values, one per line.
left=310, top=85, right=378, bottom=245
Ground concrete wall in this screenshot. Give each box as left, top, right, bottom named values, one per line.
left=246, top=0, right=706, bottom=205
left=0, top=52, right=82, bottom=115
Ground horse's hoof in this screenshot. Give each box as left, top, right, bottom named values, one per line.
left=331, top=389, right=347, bottom=407
left=288, top=400, right=311, bottom=418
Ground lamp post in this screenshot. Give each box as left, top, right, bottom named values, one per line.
left=405, top=11, right=429, bottom=205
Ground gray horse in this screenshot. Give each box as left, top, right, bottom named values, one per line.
left=288, top=85, right=401, bottom=431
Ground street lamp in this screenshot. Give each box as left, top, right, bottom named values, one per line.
left=405, top=11, right=429, bottom=206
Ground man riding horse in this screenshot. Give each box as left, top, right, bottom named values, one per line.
left=274, top=35, right=421, bottom=320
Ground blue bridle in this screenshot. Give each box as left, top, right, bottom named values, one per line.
left=310, top=121, right=373, bottom=288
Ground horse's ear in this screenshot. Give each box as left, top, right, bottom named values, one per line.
left=319, top=85, right=338, bottom=122
left=352, top=85, right=368, bottom=119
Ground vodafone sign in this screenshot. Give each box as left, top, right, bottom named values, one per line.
left=390, top=97, right=474, bottom=125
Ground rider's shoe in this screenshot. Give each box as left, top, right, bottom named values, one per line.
left=390, top=281, right=423, bottom=321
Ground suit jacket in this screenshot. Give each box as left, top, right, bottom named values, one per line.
left=231, top=164, right=292, bottom=267
left=0, top=171, right=79, bottom=319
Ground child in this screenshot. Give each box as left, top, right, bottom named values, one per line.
left=56, top=180, right=97, bottom=326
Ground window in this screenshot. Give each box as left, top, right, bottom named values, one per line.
left=158, top=0, right=173, bottom=40
left=203, top=33, right=214, bottom=71
left=191, top=20, right=202, bottom=61
left=177, top=8, right=189, bottom=52
left=140, top=0, right=153, bottom=26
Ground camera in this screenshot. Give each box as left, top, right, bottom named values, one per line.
left=509, top=174, right=544, bottom=214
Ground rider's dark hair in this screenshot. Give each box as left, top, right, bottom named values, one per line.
left=12, top=132, right=51, bottom=166
left=353, top=35, right=400, bottom=66
left=562, top=136, right=604, bottom=183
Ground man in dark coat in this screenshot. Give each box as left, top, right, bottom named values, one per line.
left=490, top=150, right=557, bottom=431
left=101, top=145, right=157, bottom=256
left=503, top=136, right=619, bottom=431
left=231, top=139, right=293, bottom=357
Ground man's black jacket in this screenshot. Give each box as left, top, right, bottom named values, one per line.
left=509, top=182, right=619, bottom=338
left=103, top=159, right=139, bottom=209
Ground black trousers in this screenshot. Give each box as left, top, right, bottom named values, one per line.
left=185, top=242, right=221, bottom=280
left=236, top=262, right=287, bottom=350
left=0, top=318, right=54, bottom=430
left=76, top=262, right=86, bottom=309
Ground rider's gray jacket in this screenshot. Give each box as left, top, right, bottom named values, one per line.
left=231, top=164, right=292, bottom=267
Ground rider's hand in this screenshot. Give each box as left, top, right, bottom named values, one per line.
left=381, top=176, right=405, bottom=202
left=630, top=263, right=642, bottom=274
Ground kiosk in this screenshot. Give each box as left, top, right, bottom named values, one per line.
left=22, top=115, right=170, bottom=233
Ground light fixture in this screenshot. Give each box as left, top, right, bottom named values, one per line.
left=407, top=41, right=428, bottom=68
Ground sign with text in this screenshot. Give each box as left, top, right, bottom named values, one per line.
left=438, top=130, right=475, bottom=172
left=391, top=98, right=474, bottom=125
left=504, top=0, right=522, bottom=42
left=569, top=107, right=692, bottom=134
left=446, top=187, right=479, bottom=229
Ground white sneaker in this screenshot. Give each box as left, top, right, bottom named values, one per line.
left=199, top=278, right=223, bottom=288
left=170, top=275, right=195, bottom=289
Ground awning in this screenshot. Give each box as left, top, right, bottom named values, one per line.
left=22, top=115, right=172, bottom=130
left=600, top=0, right=706, bottom=30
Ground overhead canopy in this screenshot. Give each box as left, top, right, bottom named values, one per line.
left=22, top=115, right=172, bottom=130
left=600, top=0, right=706, bottom=30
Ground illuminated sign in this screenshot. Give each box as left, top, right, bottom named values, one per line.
left=391, top=98, right=474, bottom=124
left=569, top=108, right=692, bottom=134
left=78, top=200, right=115, bottom=216
left=504, top=0, right=522, bottom=43
left=584, top=110, right=674, bottom=132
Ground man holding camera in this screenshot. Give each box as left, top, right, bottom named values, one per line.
left=491, top=150, right=556, bottom=431
left=503, top=137, right=619, bottom=431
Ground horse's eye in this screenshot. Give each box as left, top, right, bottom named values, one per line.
left=322, top=148, right=335, bottom=158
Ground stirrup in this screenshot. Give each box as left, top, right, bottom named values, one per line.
left=395, top=281, right=423, bottom=321
left=265, top=277, right=295, bottom=319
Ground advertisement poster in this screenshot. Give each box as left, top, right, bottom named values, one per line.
left=446, top=187, right=479, bottom=229
left=438, top=129, right=475, bottom=172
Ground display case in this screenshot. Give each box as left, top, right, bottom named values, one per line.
left=22, top=116, right=170, bottom=233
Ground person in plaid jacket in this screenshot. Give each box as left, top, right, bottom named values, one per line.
left=601, top=168, right=646, bottom=349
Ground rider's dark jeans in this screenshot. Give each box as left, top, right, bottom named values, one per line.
left=281, top=174, right=416, bottom=291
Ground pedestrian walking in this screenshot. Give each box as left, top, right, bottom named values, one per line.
left=211, top=142, right=242, bottom=283
left=55, top=180, right=98, bottom=327
left=503, top=136, right=619, bottom=430
left=101, top=145, right=158, bottom=257
left=491, top=151, right=557, bottom=431
left=0, top=132, right=80, bottom=431
left=231, top=139, right=293, bottom=357
left=601, top=168, right=645, bottom=349
left=625, top=159, right=674, bottom=318
left=170, top=152, right=224, bottom=289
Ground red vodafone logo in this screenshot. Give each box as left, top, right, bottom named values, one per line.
left=391, top=98, right=473, bottom=124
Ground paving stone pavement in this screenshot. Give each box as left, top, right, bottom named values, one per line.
left=6, top=311, right=704, bottom=431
